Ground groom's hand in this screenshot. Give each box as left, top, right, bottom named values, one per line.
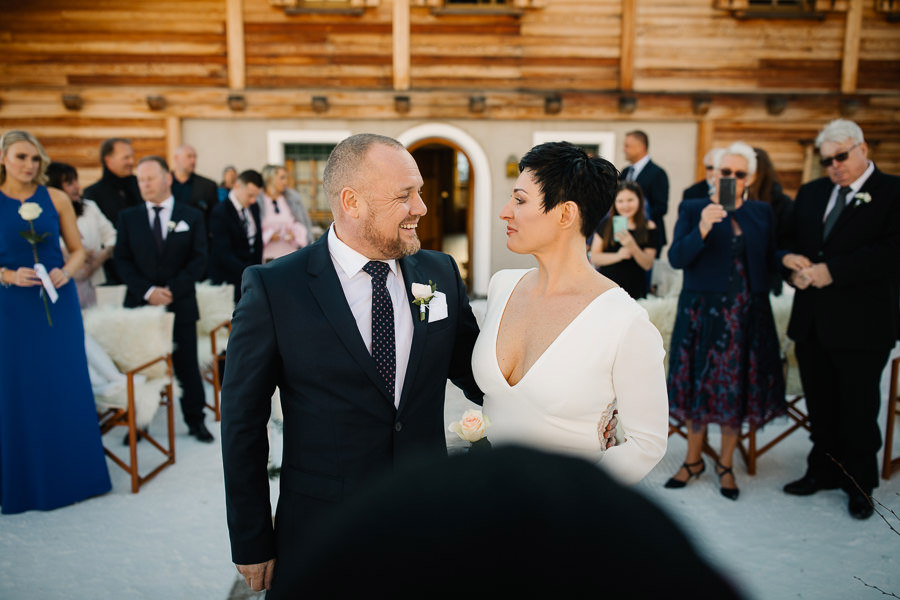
left=603, top=410, right=619, bottom=449
left=236, top=559, right=275, bottom=592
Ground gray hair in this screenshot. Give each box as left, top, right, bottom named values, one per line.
left=715, top=141, right=757, bottom=175
left=260, top=164, right=285, bottom=188
left=704, top=148, right=725, bottom=167
left=815, top=119, right=864, bottom=148
left=323, top=133, right=405, bottom=206
left=0, top=130, right=50, bottom=185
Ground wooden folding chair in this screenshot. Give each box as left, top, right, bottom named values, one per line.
left=202, top=319, right=231, bottom=422
left=668, top=416, right=720, bottom=463
left=736, top=394, right=810, bottom=475
left=98, top=354, right=176, bottom=493
left=881, top=356, right=900, bottom=480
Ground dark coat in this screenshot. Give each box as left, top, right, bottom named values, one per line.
left=783, top=166, right=900, bottom=349
left=622, top=160, right=670, bottom=248
left=208, top=200, right=263, bottom=301
left=220, top=236, right=482, bottom=596
left=113, top=202, right=208, bottom=325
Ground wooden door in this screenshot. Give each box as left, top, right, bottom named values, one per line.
left=411, top=147, right=454, bottom=252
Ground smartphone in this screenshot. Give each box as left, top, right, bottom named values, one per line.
left=612, top=215, right=628, bottom=235
left=719, top=177, right=737, bottom=212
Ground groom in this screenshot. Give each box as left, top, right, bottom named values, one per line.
left=221, top=134, right=484, bottom=596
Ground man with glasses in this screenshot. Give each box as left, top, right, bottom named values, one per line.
left=780, top=119, right=900, bottom=520
left=682, top=148, right=724, bottom=202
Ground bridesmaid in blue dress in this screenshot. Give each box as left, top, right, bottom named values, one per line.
left=0, top=130, right=111, bottom=514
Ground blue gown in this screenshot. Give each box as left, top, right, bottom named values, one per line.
left=0, top=185, right=111, bottom=514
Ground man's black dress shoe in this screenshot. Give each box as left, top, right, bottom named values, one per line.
left=848, top=491, right=874, bottom=520
left=783, top=474, right=839, bottom=496
left=188, top=423, right=214, bottom=443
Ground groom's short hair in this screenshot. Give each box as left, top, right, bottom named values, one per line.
left=286, top=446, right=744, bottom=598
left=323, top=133, right=406, bottom=211
left=518, top=141, right=619, bottom=238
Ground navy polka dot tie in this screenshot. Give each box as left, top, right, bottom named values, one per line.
left=363, top=261, right=395, bottom=395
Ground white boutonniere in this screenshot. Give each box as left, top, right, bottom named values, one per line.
left=411, top=280, right=437, bottom=321
left=853, top=192, right=871, bottom=207
left=167, top=221, right=176, bottom=232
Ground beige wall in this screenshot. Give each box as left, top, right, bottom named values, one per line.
left=182, top=118, right=697, bottom=288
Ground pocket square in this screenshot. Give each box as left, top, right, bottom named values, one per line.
left=173, top=220, right=190, bottom=233
left=428, top=291, right=448, bottom=323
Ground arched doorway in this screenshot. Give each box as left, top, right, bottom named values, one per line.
left=398, top=124, right=491, bottom=297
left=408, top=139, right=473, bottom=292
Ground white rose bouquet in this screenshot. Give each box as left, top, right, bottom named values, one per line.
left=17, top=202, right=52, bottom=326
left=449, top=409, right=492, bottom=452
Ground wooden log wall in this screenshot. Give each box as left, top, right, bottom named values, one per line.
left=0, top=0, right=897, bottom=191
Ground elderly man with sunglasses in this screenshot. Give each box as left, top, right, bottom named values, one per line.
left=780, top=119, right=900, bottom=520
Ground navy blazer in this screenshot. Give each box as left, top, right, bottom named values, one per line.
left=221, top=235, right=483, bottom=578
left=668, top=198, right=777, bottom=294
left=114, top=202, right=208, bottom=325
left=622, top=160, right=670, bottom=248
left=208, top=200, right=262, bottom=300
left=783, top=166, right=900, bottom=349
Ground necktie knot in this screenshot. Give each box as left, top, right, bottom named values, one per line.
left=363, top=260, right=391, bottom=282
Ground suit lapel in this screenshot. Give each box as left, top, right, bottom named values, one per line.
left=396, top=254, right=429, bottom=414
left=306, top=238, right=395, bottom=407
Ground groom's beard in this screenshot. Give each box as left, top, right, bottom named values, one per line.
left=362, top=210, right=421, bottom=259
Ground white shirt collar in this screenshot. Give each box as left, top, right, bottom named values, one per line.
left=145, top=196, right=174, bottom=212
left=630, top=154, right=651, bottom=176
left=228, top=190, right=248, bottom=216
left=841, top=160, right=875, bottom=194
left=327, top=225, right=399, bottom=280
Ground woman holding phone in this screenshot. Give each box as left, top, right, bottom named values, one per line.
left=589, top=181, right=658, bottom=299
left=663, top=141, right=785, bottom=500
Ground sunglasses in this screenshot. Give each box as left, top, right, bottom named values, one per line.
left=819, top=143, right=861, bottom=168
left=719, top=168, right=748, bottom=180
left=704, top=165, right=715, bottom=171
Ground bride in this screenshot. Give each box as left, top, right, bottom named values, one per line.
left=473, top=141, right=669, bottom=485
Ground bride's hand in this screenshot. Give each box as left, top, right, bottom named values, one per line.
left=601, top=410, right=619, bottom=449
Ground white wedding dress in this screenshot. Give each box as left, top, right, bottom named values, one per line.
left=472, top=269, right=669, bottom=485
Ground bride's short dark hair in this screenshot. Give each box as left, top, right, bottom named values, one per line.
left=518, top=141, right=619, bottom=238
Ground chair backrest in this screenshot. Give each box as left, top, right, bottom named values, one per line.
left=94, top=284, right=127, bottom=308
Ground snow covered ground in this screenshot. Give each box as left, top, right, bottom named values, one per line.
left=2, top=347, right=899, bottom=599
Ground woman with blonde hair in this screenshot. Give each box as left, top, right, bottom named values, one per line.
left=0, top=130, right=111, bottom=513
left=258, top=164, right=315, bottom=261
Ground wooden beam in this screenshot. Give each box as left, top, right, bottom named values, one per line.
left=166, top=116, right=181, bottom=166
left=696, top=119, right=714, bottom=182
left=619, top=0, right=635, bottom=91
left=393, top=0, right=411, bottom=91
left=226, top=0, right=245, bottom=91
left=841, top=0, right=863, bottom=94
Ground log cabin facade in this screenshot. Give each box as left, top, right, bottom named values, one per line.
left=1, top=0, right=898, bottom=294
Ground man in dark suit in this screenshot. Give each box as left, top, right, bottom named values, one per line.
left=682, top=148, right=723, bottom=202
left=781, top=119, right=900, bottom=520
left=620, top=130, right=670, bottom=250
left=114, top=156, right=213, bottom=443
left=171, top=144, right=219, bottom=224
left=220, top=134, right=484, bottom=597
left=84, top=137, right=142, bottom=284
left=208, top=169, right=264, bottom=302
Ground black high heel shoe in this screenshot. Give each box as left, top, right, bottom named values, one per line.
left=664, top=459, right=705, bottom=489
left=715, top=461, right=740, bottom=501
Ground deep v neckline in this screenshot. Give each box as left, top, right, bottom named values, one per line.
left=494, top=270, right=618, bottom=389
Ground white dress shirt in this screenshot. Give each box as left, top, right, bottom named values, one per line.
left=229, top=191, right=257, bottom=247
left=822, top=161, right=875, bottom=222
left=327, top=225, right=413, bottom=408
left=628, top=154, right=651, bottom=181
left=143, top=197, right=174, bottom=300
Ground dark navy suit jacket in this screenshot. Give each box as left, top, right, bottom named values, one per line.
left=668, top=197, right=778, bottom=294
left=208, top=200, right=262, bottom=301
left=622, top=160, right=670, bottom=248
left=220, top=235, right=483, bottom=595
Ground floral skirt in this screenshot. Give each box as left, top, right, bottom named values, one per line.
left=667, top=264, right=786, bottom=429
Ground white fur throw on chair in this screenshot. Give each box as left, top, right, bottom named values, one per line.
left=196, top=281, right=235, bottom=370
left=83, top=305, right=176, bottom=429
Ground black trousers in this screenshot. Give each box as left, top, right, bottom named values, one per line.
left=795, top=330, right=890, bottom=493
left=173, top=320, right=206, bottom=427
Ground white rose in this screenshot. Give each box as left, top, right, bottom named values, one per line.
left=448, top=409, right=491, bottom=443
left=18, top=202, right=42, bottom=222
left=411, top=282, right=433, bottom=300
